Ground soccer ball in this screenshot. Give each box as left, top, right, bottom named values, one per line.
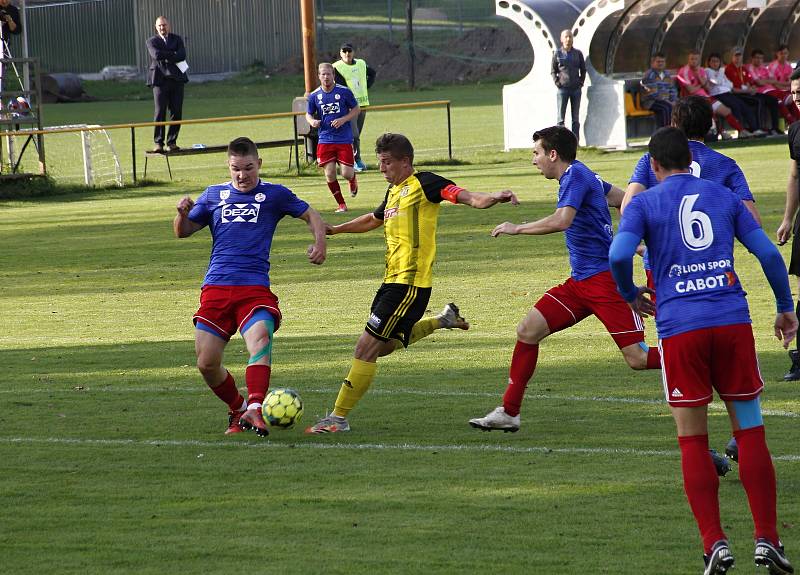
left=262, top=388, right=303, bottom=429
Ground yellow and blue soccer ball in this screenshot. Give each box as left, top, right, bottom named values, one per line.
left=262, top=388, right=303, bottom=429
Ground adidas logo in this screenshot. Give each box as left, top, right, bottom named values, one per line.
left=671, top=388, right=684, bottom=398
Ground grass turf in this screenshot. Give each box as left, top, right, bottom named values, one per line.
left=1, top=77, right=799, bottom=574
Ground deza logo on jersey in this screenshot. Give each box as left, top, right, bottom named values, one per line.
left=321, top=102, right=341, bottom=115
left=221, top=203, right=261, bottom=223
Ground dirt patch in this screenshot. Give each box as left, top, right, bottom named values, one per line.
left=272, top=26, right=533, bottom=85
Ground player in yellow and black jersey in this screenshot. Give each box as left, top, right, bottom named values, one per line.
left=306, top=133, right=518, bottom=434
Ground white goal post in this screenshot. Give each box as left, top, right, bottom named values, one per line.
left=78, top=124, right=123, bottom=187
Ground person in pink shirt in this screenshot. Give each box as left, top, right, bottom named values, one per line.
left=768, top=45, right=792, bottom=89
left=677, top=50, right=745, bottom=138
left=748, top=48, right=798, bottom=122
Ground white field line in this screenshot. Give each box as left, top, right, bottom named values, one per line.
left=2, top=436, right=799, bottom=462
left=1, top=386, right=797, bottom=418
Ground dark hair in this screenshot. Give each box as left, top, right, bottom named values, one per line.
left=648, top=127, right=691, bottom=171
left=671, top=96, right=713, bottom=140
left=375, top=133, right=414, bottom=163
left=652, top=51, right=665, bottom=59
left=791, top=68, right=800, bottom=82
left=228, top=136, right=258, bottom=158
left=751, top=49, right=764, bottom=58
left=532, top=126, right=577, bottom=162
left=778, top=44, right=789, bottom=52
left=706, top=52, right=722, bottom=64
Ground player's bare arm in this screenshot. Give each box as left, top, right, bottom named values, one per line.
left=742, top=200, right=762, bottom=227
left=299, top=207, right=327, bottom=265
left=777, top=162, right=799, bottom=245
left=491, top=206, right=576, bottom=237
left=330, top=104, right=361, bottom=129
left=621, top=182, right=646, bottom=214
left=605, top=185, right=625, bottom=209
left=455, top=189, right=519, bottom=209
left=326, top=212, right=383, bottom=235
left=305, top=112, right=321, bottom=128
left=173, top=195, right=204, bottom=238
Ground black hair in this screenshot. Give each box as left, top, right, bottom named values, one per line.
left=648, top=127, right=691, bottom=171
left=375, top=133, right=414, bottom=163
left=671, top=96, right=713, bottom=140
left=751, top=49, right=765, bottom=58
left=228, top=136, right=258, bottom=158
left=532, top=126, right=577, bottom=163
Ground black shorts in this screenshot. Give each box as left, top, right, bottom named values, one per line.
left=790, top=216, right=800, bottom=277
left=366, top=283, right=432, bottom=347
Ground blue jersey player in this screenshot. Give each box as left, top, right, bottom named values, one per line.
left=469, top=126, right=660, bottom=433
left=625, top=95, right=762, bottom=472
left=610, top=127, right=797, bottom=575
left=624, top=95, right=760, bottom=224
left=174, top=137, right=327, bottom=437
left=306, top=62, right=361, bottom=213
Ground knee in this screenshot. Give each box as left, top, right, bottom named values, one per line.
left=196, top=356, right=220, bottom=376
left=516, top=320, right=542, bottom=344
left=622, top=347, right=648, bottom=370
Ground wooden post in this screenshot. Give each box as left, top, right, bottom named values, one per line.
left=300, top=0, right=317, bottom=96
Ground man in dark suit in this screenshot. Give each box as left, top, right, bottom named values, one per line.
left=146, top=16, right=188, bottom=153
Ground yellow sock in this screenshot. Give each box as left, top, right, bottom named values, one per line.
left=408, top=317, right=439, bottom=345
left=333, top=358, right=377, bottom=417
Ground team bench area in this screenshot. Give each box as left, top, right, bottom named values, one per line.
left=144, top=138, right=303, bottom=179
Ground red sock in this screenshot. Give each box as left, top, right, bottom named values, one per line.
left=327, top=180, right=345, bottom=205
left=678, top=434, right=725, bottom=553
left=348, top=174, right=358, bottom=192
left=725, top=114, right=743, bottom=132
left=209, top=371, right=244, bottom=411
left=245, top=364, right=271, bottom=406
left=647, top=347, right=661, bottom=369
left=735, top=426, right=780, bottom=545
left=502, top=341, right=539, bottom=417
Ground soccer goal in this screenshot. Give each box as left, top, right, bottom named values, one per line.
left=28, top=124, right=125, bottom=187
left=77, top=124, right=123, bottom=187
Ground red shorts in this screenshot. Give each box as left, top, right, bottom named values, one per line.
left=193, top=285, right=282, bottom=341
left=534, top=270, right=645, bottom=349
left=317, top=143, right=354, bottom=167
left=660, top=323, right=763, bottom=407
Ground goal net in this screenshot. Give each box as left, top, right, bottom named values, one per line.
left=10, top=124, right=125, bottom=187
left=77, top=124, right=123, bottom=187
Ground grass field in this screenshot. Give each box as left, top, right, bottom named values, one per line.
left=2, top=77, right=800, bottom=574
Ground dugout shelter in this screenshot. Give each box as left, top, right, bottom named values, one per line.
left=498, top=0, right=800, bottom=149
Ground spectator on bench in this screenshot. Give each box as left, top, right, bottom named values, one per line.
left=640, top=52, right=677, bottom=128
left=725, top=47, right=783, bottom=135
left=677, top=50, right=746, bottom=139
left=747, top=49, right=798, bottom=125
left=705, top=52, right=766, bottom=138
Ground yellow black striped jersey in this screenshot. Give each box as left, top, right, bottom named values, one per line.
left=372, top=171, right=455, bottom=288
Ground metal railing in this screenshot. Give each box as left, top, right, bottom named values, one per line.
left=0, top=99, right=452, bottom=182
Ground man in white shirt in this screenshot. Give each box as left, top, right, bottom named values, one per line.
left=705, top=52, right=765, bottom=138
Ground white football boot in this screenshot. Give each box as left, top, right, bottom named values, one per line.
left=469, top=406, right=520, bottom=432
